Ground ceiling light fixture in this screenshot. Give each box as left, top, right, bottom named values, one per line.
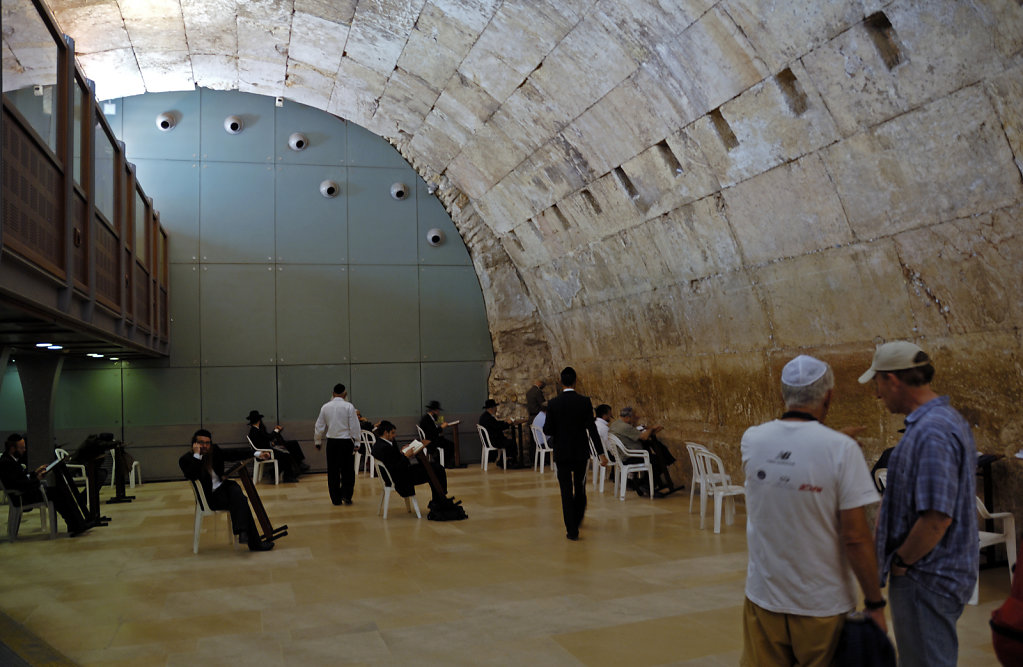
left=47, top=345, right=62, bottom=350
left=35, top=342, right=52, bottom=347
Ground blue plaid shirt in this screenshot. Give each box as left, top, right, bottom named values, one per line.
left=876, top=396, right=978, bottom=604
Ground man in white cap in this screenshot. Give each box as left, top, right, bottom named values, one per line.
left=859, top=341, right=977, bottom=667
left=741, top=355, right=886, bottom=666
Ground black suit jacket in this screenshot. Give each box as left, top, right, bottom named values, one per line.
left=179, top=444, right=252, bottom=499
left=419, top=413, right=444, bottom=441
left=478, top=411, right=510, bottom=445
left=544, top=389, right=603, bottom=464
left=0, top=452, right=36, bottom=496
left=371, top=438, right=416, bottom=497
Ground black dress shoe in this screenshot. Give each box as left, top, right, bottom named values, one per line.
left=237, top=530, right=249, bottom=544
left=69, top=523, right=92, bottom=537
left=566, top=533, right=579, bottom=541
left=341, top=498, right=353, bottom=505
left=248, top=539, right=275, bottom=552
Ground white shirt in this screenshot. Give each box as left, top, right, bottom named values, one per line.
left=531, top=411, right=546, bottom=433
left=193, top=452, right=223, bottom=491
left=314, top=396, right=361, bottom=444
left=741, top=419, right=879, bottom=616
left=595, top=417, right=610, bottom=449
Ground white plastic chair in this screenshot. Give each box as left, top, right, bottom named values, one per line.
left=56, top=447, right=89, bottom=501
left=246, top=435, right=279, bottom=485
left=476, top=424, right=507, bottom=471
left=416, top=424, right=445, bottom=467
left=686, top=442, right=730, bottom=516
left=586, top=432, right=607, bottom=493
left=531, top=425, right=554, bottom=473
left=607, top=434, right=653, bottom=501
left=188, top=479, right=234, bottom=554
left=359, top=430, right=377, bottom=477
left=374, top=461, right=421, bottom=519
left=695, top=450, right=745, bottom=533
left=109, top=448, right=142, bottom=489
left=969, top=496, right=1017, bottom=605
left=1, top=478, right=57, bottom=542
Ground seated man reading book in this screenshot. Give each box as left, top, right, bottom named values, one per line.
left=371, top=421, right=447, bottom=502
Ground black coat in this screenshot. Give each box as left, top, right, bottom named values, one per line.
left=544, top=389, right=603, bottom=464
left=179, top=444, right=252, bottom=499
left=0, top=452, right=37, bottom=496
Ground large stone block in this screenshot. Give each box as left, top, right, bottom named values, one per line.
left=180, top=0, right=239, bottom=54
left=823, top=85, right=1023, bottom=239
left=804, top=0, right=1015, bottom=136
left=616, top=130, right=721, bottom=220
left=673, top=271, right=771, bottom=354
left=651, top=5, right=768, bottom=117
left=893, top=205, right=1023, bottom=337
left=137, top=50, right=195, bottom=93
left=723, top=0, right=864, bottom=73
left=283, top=61, right=334, bottom=110
left=375, top=67, right=438, bottom=136
left=123, top=16, right=189, bottom=52
left=51, top=1, right=131, bottom=53
left=397, top=3, right=476, bottom=91
left=76, top=49, right=146, bottom=101
left=327, top=59, right=387, bottom=127
left=648, top=195, right=743, bottom=283
left=986, top=64, right=1023, bottom=174
left=191, top=54, right=240, bottom=91
left=722, top=153, right=853, bottom=265
left=692, top=60, right=840, bottom=188
left=288, top=11, right=349, bottom=73
left=754, top=242, right=916, bottom=347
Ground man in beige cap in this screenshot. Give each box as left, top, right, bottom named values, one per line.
left=859, top=341, right=977, bottom=667
left=740, top=355, right=886, bottom=666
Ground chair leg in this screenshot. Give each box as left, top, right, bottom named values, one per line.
left=193, top=510, right=203, bottom=554
left=647, top=469, right=653, bottom=500
left=501, top=450, right=507, bottom=470
left=700, top=487, right=708, bottom=529
left=407, top=495, right=422, bottom=519
left=380, top=487, right=390, bottom=518
left=253, top=462, right=260, bottom=485
left=272, top=460, right=279, bottom=485
left=438, top=450, right=445, bottom=468
left=714, top=492, right=723, bottom=534
left=689, top=479, right=697, bottom=513
left=969, top=579, right=979, bottom=606
left=47, top=501, right=56, bottom=539
left=482, top=450, right=488, bottom=471
left=8, top=505, right=21, bottom=542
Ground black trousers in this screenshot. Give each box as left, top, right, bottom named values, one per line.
left=426, top=436, right=455, bottom=468
left=209, top=479, right=257, bottom=543
left=326, top=438, right=355, bottom=504
left=405, top=461, right=448, bottom=502
left=556, top=458, right=589, bottom=537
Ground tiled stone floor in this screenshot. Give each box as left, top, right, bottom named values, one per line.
left=0, top=466, right=1006, bottom=665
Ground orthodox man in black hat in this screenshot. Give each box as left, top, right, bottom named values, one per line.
left=246, top=410, right=306, bottom=482
left=419, top=400, right=456, bottom=469
left=478, top=399, right=519, bottom=466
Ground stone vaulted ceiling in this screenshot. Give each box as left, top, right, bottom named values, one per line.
left=5, top=1, right=1023, bottom=431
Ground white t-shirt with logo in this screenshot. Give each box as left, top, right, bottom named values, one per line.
left=741, top=419, right=879, bottom=616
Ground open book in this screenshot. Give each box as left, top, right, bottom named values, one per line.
left=443, top=420, right=461, bottom=427
left=402, top=439, right=426, bottom=456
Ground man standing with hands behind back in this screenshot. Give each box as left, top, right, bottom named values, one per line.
left=314, top=383, right=361, bottom=506
left=544, top=366, right=607, bottom=541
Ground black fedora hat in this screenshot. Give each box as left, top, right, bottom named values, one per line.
left=483, top=398, right=498, bottom=409
left=425, top=400, right=443, bottom=411
left=246, top=410, right=264, bottom=424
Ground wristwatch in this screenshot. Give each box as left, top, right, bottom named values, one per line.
left=892, top=552, right=912, bottom=570
left=864, top=598, right=887, bottom=610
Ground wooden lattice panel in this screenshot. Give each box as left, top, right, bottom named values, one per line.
left=2, top=107, right=65, bottom=278
left=94, top=219, right=119, bottom=309
left=72, top=191, right=88, bottom=287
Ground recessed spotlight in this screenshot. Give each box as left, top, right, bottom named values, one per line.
left=110, top=357, right=120, bottom=361
left=47, top=345, right=62, bottom=350
left=36, top=342, right=52, bottom=347
left=87, top=353, right=104, bottom=358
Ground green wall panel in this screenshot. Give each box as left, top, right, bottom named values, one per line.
left=349, top=265, right=419, bottom=363
left=347, top=122, right=408, bottom=168
left=274, top=164, right=348, bottom=263
left=277, top=364, right=351, bottom=424
left=199, top=89, right=274, bottom=163
left=54, top=367, right=122, bottom=429
left=201, top=366, right=277, bottom=430
left=123, top=91, right=200, bottom=161
left=199, top=162, right=275, bottom=262
left=420, top=361, right=494, bottom=415
left=350, top=363, right=421, bottom=422
left=276, top=265, right=349, bottom=365
left=169, top=264, right=200, bottom=366
left=417, top=180, right=471, bottom=265
left=275, top=101, right=347, bottom=166
left=419, top=266, right=494, bottom=362
left=123, top=366, right=200, bottom=426
left=0, top=366, right=26, bottom=432
left=347, top=166, right=419, bottom=264
left=131, top=159, right=200, bottom=263
left=200, top=265, right=276, bottom=366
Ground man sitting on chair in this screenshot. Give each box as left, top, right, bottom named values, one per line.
left=1, top=434, right=94, bottom=537
left=609, top=406, right=677, bottom=495
left=371, top=421, right=448, bottom=503
left=419, top=400, right=456, bottom=468
left=246, top=410, right=304, bottom=482
left=179, top=429, right=274, bottom=552
left=478, top=399, right=520, bottom=466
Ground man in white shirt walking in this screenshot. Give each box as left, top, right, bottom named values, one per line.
left=314, top=383, right=361, bottom=505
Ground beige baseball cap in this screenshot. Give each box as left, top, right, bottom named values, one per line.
left=858, top=341, right=929, bottom=383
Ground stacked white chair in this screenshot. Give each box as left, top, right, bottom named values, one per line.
left=1, top=478, right=56, bottom=542
left=359, top=430, right=377, bottom=477
left=969, top=497, right=1016, bottom=605
left=694, top=450, right=745, bottom=533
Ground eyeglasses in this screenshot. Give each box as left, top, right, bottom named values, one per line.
left=195, top=438, right=212, bottom=445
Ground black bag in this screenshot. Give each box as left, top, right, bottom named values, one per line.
left=427, top=497, right=468, bottom=521
left=835, top=611, right=896, bottom=667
